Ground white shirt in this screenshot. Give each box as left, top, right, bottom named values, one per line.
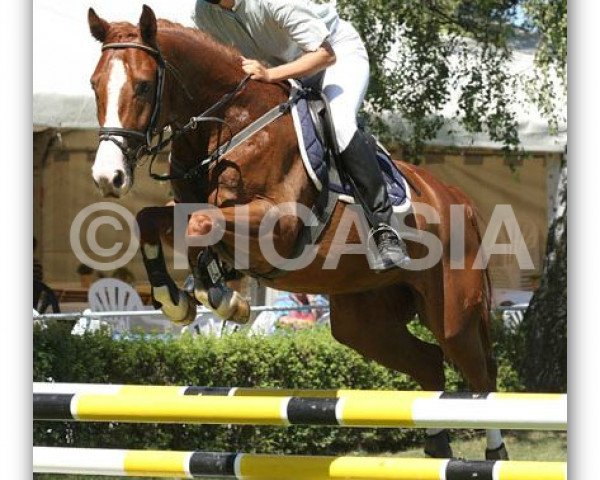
left=194, top=0, right=340, bottom=67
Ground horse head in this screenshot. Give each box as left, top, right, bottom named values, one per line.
left=88, top=5, right=161, bottom=198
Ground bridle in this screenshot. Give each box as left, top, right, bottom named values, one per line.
left=97, top=41, right=251, bottom=180
left=98, top=42, right=178, bottom=167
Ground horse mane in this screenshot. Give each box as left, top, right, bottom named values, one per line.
left=155, top=19, right=242, bottom=65
left=154, top=19, right=289, bottom=101
left=104, top=18, right=242, bottom=68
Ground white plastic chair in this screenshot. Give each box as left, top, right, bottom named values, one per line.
left=87, top=279, right=144, bottom=333
left=84, top=278, right=177, bottom=335
left=494, top=289, right=532, bottom=332
left=247, top=311, right=278, bottom=336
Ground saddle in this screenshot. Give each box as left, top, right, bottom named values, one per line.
left=252, top=81, right=412, bottom=279
left=304, top=88, right=343, bottom=180
left=290, top=80, right=410, bottom=209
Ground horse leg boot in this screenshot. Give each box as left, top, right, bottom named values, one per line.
left=424, top=429, right=453, bottom=458
left=192, top=248, right=250, bottom=324
left=338, top=130, right=409, bottom=271
left=137, top=207, right=197, bottom=326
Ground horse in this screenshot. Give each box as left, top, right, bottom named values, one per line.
left=87, top=5, right=507, bottom=460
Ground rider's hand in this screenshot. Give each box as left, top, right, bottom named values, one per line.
left=241, top=56, right=273, bottom=82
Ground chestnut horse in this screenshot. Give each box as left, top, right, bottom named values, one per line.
left=87, top=6, right=507, bottom=459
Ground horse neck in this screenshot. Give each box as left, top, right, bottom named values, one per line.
left=158, top=30, right=290, bottom=169
left=159, top=31, right=248, bottom=125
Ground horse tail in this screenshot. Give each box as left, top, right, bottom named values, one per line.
left=448, top=185, right=494, bottom=352
left=467, top=202, right=495, bottom=360
left=470, top=205, right=492, bottom=312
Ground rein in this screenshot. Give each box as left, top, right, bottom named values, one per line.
left=147, top=74, right=254, bottom=182
left=161, top=89, right=303, bottom=182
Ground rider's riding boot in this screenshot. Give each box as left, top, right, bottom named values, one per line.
left=338, top=130, right=410, bottom=272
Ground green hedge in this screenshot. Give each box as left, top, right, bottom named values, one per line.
left=33, top=318, right=523, bottom=455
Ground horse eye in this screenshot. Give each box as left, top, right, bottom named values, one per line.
left=135, top=81, right=151, bottom=96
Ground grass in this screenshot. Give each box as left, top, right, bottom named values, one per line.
left=392, top=430, right=567, bottom=462
left=34, top=431, right=566, bottom=479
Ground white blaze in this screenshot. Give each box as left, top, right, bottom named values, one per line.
left=92, top=59, right=128, bottom=187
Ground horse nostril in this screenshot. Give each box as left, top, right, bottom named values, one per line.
left=113, top=170, right=125, bottom=189
left=93, top=178, right=100, bottom=189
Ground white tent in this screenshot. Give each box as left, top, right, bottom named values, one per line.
left=33, top=0, right=198, bottom=129
left=33, top=0, right=566, bottom=152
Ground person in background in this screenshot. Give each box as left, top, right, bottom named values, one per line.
left=112, top=267, right=136, bottom=286
left=250, top=291, right=328, bottom=334
left=33, top=236, right=61, bottom=314
left=76, top=263, right=94, bottom=288
left=33, top=237, right=44, bottom=283
left=275, top=292, right=328, bottom=330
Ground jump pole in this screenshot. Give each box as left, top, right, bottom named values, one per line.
left=33, top=389, right=567, bottom=431
left=33, top=447, right=568, bottom=480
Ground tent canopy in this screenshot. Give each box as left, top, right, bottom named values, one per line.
left=33, top=0, right=566, bottom=151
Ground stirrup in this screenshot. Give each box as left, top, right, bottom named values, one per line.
left=366, top=225, right=410, bottom=272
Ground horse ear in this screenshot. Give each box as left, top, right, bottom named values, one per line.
left=139, top=5, right=158, bottom=46
left=88, top=8, right=110, bottom=43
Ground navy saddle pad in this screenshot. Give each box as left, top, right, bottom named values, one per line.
left=293, top=97, right=409, bottom=208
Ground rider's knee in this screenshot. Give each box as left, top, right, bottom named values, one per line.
left=334, top=121, right=358, bottom=152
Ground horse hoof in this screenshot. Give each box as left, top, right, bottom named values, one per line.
left=176, top=292, right=198, bottom=326
left=424, top=430, right=453, bottom=458
left=486, top=442, right=509, bottom=460
left=215, top=289, right=250, bottom=324
left=154, top=286, right=197, bottom=326
left=228, top=291, right=250, bottom=324
left=196, top=285, right=250, bottom=325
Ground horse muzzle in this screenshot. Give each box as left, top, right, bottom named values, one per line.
left=92, top=139, right=134, bottom=198
left=94, top=169, right=132, bottom=198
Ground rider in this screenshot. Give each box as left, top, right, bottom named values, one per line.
left=194, top=0, right=409, bottom=271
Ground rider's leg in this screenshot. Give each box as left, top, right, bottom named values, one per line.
left=321, top=21, right=409, bottom=271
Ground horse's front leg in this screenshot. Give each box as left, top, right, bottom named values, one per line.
left=136, top=206, right=197, bottom=325
left=186, top=199, right=282, bottom=324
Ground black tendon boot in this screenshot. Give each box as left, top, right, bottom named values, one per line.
left=338, top=130, right=410, bottom=271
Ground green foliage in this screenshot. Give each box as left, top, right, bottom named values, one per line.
left=489, top=314, right=530, bottom=392
left=34, top=321, right=525, bottom=454
left=521, top=0, right=567, bottom=133
left=332, top=0, right=566, bottom=159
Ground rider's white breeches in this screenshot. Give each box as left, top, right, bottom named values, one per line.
left=320, top=20, right=370, bottom=151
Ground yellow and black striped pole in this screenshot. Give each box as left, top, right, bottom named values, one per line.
left=33, top=384, right=567, bottom=430
left=33, top=447, right=568, bottom=479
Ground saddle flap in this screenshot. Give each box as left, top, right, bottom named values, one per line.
left=307, top=97, right=326, bottom=145
left=305, top=90, right=339, bottom=158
